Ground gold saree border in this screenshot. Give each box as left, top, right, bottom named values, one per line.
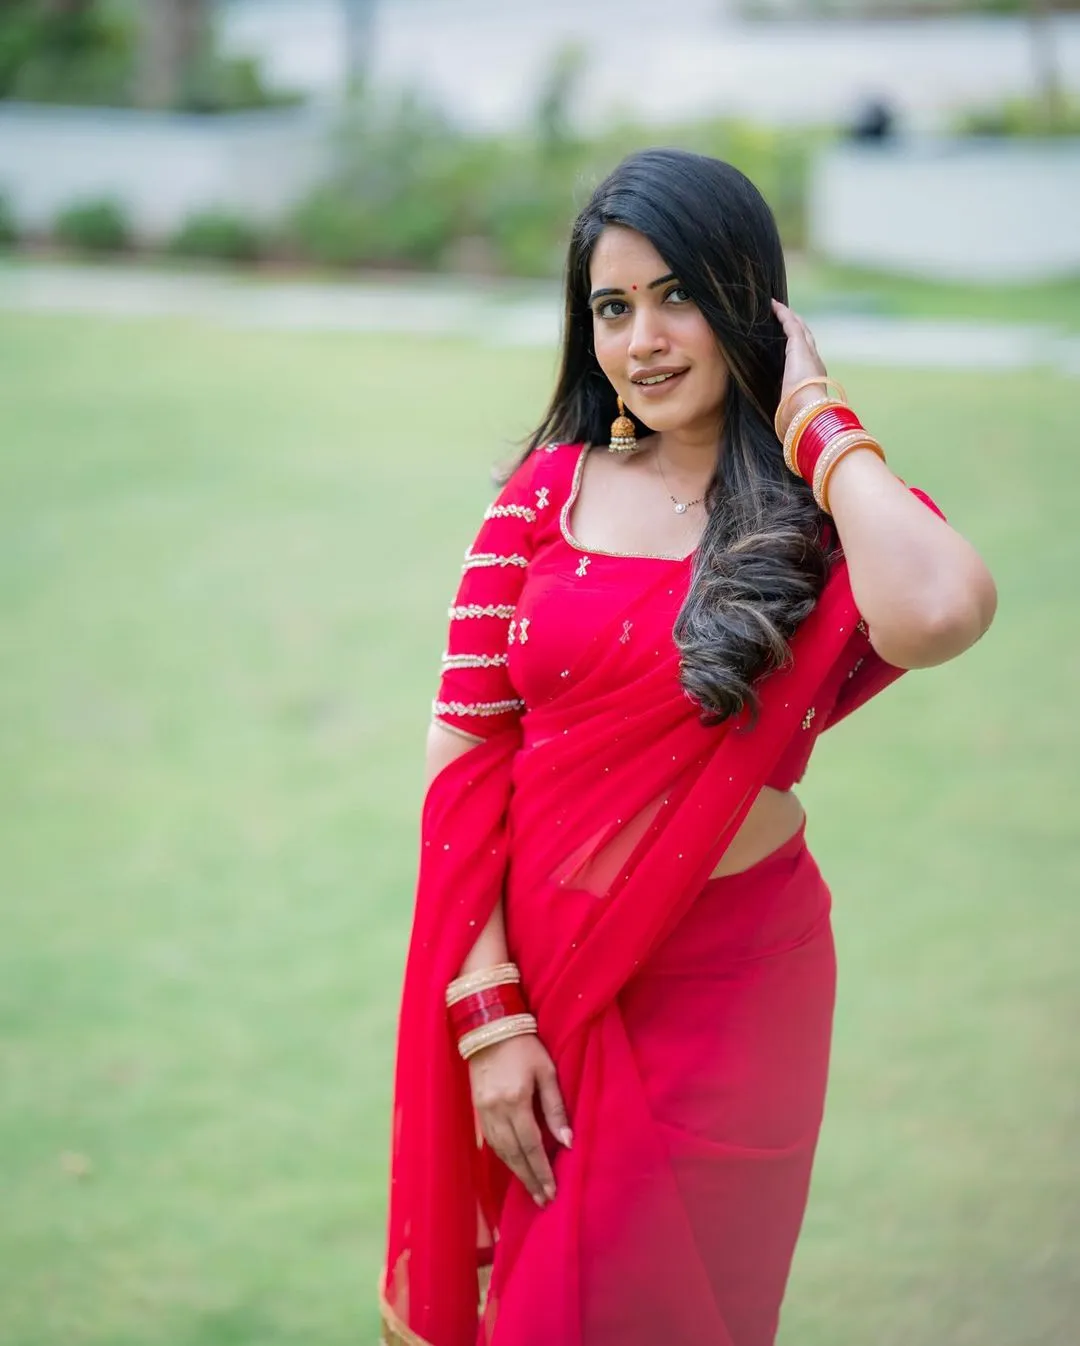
left=378, top=1264, right=493, bottom=1346
left=379, top=1284, right=435, bottom=1346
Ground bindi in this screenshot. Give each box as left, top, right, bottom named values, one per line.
left=631, top=284, right=638, bottom=291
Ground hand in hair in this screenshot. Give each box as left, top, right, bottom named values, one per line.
left=771, top=299, right=831, bottom=440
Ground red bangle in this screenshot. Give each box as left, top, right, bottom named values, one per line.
left=796, top=406, right=864, bottom=482
left=449, top=984, right=527, bottom=1038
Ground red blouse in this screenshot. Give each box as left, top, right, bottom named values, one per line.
left=434, top=441, right=917, bottom=789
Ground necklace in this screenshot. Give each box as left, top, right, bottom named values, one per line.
left=655, top=451, right=706, bottom=515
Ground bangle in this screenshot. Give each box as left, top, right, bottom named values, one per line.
left=446, top=962, right=520, bottom=1007
left=812, top=432, right=886, bottom=513
left=782, top=398, right=843, bottom=476
left=458, top=1013, right=538, bottom=1061
left=795, top=406, right=865, bottom=482
left=773, top=376, right=848, bottom=442
left=449, top=983, right=528, bottom=1037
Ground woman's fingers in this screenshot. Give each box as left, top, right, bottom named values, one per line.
left=536, top=1059, right=573, bottom=1149
left=509, top=1108, right=557, bottom=1206
left=485, top=1114, right=547, bottom=1205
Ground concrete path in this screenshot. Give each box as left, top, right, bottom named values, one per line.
left=2, top=260, right=1076, bottom=376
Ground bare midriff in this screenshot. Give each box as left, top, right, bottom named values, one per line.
left=708, top=787, right=806, bottom=878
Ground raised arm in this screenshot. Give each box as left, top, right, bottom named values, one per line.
left=772, top=299, right=997, bottom=671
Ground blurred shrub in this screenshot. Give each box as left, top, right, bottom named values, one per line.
left=954, top=96, right=1080, bottom=138
left=0, top=192, right=17, bottom=246
left=0, top=0, right=136, bottom=106
left=0, top=1, right=296, bottom=112
left=53, top=197, right=130, bottom=254
left=177, top=53, right=304, bottom=115
left=286, top=60, right=820, bottom=279
left=169, top=210, right=263, bottom=263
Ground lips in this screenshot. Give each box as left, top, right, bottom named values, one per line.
left=630, top=368, right=689, bottom=397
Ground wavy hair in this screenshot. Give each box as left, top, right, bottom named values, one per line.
left=521, top=147, right=829, bottom=723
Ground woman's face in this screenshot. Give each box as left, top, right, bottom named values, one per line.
left=588, top=225, right=729, bottom=442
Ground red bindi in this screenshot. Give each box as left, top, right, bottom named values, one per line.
left=631, top=284, right=638, bottom=291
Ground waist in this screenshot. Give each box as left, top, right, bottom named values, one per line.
left=708, top=787, right=806, bottom=879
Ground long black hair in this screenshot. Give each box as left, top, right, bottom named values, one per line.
left=523, top=147, right=829, bottom=723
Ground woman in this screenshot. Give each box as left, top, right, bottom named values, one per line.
left=380, top=149, right=996, bottom=1346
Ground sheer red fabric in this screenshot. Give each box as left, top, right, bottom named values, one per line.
left=382, top=444, right=939, bottom=1346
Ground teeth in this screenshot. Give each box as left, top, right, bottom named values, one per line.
left=638, top=372, right=679, bottom=385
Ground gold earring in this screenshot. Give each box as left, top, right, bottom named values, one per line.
left=608, top=396, right=637, bottom=455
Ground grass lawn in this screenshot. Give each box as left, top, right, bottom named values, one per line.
left=1, top=311, right=1077, bottom=1346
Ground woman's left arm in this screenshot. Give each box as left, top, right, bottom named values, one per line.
left=772, top=298, right=997, bottom=671
left=824, top=449, right=996, bottom=670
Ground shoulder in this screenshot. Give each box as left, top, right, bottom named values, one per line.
left=492, top=441, right=585, bottom=518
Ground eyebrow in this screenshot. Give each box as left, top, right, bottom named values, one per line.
left=588, top=272, right=678, bottom=304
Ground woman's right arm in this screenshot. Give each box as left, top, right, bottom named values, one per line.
left=426, top=717, right=572, bottom=1210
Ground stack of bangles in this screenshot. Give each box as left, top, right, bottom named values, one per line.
left=446, top=963, right=538, bottom=1061
left=773, top=377, right=886, bottom=514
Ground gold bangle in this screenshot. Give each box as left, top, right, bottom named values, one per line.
left=812, top=433, right=886, bottom=513
left=446, top=962, right=521, bottom=1007
left=773, top=376, right=847, bottom=442
left=458, top=1014, right=538, bottom=1061
left=783, top=398, right=845, bottom=477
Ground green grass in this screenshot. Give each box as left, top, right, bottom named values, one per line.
left=1, top=312, right=1077, bottom=1346
left=788, top=254, right=1080, bottom=332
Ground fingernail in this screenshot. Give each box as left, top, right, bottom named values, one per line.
left=544, top=1182, right=556, bottom=1201
left=533, top=1193, right=546, bottom=1209
left=559, top=1127, right=573, bottom=1149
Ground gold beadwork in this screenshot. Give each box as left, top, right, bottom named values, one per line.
left=462, top=551, right=528, bottom=572
left=448, top=604, right=516, bottom=621
left=802, top=707, right=817, bottom=730
left=608, top=396, right=637, bottom=455
left=440, top=652, right=509, bottom=670
left=484, top=502, right=536, bottom=524
left=446, top=962, right=521, bottom=1006
left=432, top=698, right=524, bottom=718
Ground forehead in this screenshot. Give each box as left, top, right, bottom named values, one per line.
left=589, top=226, right=671, bottom=286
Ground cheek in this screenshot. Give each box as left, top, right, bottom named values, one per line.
left=591, top=323, right=622, bottom=382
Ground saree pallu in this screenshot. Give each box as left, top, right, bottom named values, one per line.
left=383, top=558, right=868, bottom=1346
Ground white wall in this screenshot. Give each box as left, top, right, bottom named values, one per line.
left=0, top=104, right=334, bottom=240
left=810, top=139, right=1080, bottom=283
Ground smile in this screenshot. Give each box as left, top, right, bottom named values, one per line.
left=631, top=369, right=689, bottom=396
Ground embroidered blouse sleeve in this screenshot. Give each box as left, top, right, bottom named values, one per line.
left=433, top=454, right=547, bottom=741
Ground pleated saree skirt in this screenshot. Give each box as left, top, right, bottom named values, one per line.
left=485, top=826, right=836, bottom=1346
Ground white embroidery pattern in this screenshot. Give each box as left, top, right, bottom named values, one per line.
left=462, top=550, right=528, bottom=572
left=847, top=656, right=865, bottom=680
left=575, top=556, right=591, bottom=578
left=802, top=707, right=817, bottom=730
left=544, top=442, right=561, bottom=453
left=449, top=604, right=516, bottom=621
left=518, top=618, right=531, bottom=644
left=484, top=503, right=536, bottom=524
left=433, top=698, right=524, bottom=718
left=508, top=620, right=516, bottom=645
left=535, top=487, right=551, bottom=510
left=619, top=621, right=633, bottom=645
left=441, top=652, right=510, bottom=670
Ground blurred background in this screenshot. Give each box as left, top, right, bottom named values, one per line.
left=1, top=3, right=1078, bottom=1345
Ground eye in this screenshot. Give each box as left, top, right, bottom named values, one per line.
left=594, top=299, right=630, bottom=320
left=665, top=286, right=691, bottom=305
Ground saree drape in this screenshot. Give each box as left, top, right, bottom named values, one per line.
left=383, top=554, right=871, bottom=1346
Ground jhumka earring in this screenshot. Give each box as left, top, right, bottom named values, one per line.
left=608, top=396, right=637, bottom=455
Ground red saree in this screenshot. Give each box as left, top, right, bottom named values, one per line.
left=382, top=444, right=930, bottom=1346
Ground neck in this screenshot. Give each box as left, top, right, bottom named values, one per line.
left=651, top=422, right=723, bottom=479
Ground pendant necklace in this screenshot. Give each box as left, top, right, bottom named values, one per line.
left=655, top=451, right=706, bottom=515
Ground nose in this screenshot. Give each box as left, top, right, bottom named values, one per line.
left=627, top=307, right=670, bottom=362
